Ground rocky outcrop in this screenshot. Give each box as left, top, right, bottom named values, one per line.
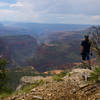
left=63, top=68, right=92, bottom=84
left=4, top=68, right=100, bottom=100
left=16, top=76, right=52, bottom=91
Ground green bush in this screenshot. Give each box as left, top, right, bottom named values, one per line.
left=89, top=67, right=100, bottom=82
left=58, top=71, right=68, bottom=78
left=53, top=75, right=64, bottom=82
left=21, top=79, right=44, bottom=93
left=53, top=71, right=67, bottom=82
left=34, top=79, right=45, bottom=86
left=0, top=59, right=8, bottom=90
left=0, top=59, right=13, bottom=99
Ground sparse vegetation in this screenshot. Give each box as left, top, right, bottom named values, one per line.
left=0, top=87, right=13, bottom=99
left=0, top=79, right=45, bottom=99
left=89, top=67, right=100, bottom=82
left=67, top=72, right=71, bottom=77
left=53, top=75, right=64, bottom=81
left=89, top=26, right=100, bottom=61
left=21, top=79, right=45, bottom=93
left=0, top=66, right=48, bottom=99
left=0, top=59, right=13, bottom=99
left=53, top=71, right=67, bottom=81
left=0, top=59, right=8, bottom=89
left=87, top=26, right=100, bottom=82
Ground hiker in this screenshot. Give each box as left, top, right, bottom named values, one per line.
left=80, top=35, right=92, bottom=70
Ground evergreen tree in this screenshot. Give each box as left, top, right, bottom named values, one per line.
left=0, top=58, right=8, bottom=90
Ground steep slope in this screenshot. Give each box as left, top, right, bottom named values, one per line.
left=0, top=22, right=90, bottom=71
left=0, top=35, right=38, bottom=68
left=31, top=31, right=83, bottom=72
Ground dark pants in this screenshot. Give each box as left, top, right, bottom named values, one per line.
left=82, top=52, right=90, bottom=61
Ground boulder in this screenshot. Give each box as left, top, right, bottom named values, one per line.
left=63, top=68, right=93, bottom=87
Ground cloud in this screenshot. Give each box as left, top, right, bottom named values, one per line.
left=0, top=0, right=100, bottom=24
left=0, top=2, right=9, bottom=7
left=15, top=0, right=100, bottom=15
left=10, top=2, right=24, bottom=8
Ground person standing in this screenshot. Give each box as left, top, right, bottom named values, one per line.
left=80, top=35, right=92, bottom=70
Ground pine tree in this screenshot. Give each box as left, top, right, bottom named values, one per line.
left=0, top=59, right=8, bottom=90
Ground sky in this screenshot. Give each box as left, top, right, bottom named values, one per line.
left=0, top=0, right=100, bottom=24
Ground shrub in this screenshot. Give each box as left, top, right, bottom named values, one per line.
left=89, top=67, right=100, bottom=82
left=58, top=71, right=68, bottom=78
left=53, top=71, right=67, bottom=82
left=21, top=79, right=44, bottom=93
left=0, top=59, right=8, bottom=90
left=53, top=75, right=64, bottom=82
left=89, top=26, right=100, bottom=61
left=0, top=59, right=13, bottom=99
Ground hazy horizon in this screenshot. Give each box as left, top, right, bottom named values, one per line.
left=1, top=21, right=93, bottom=25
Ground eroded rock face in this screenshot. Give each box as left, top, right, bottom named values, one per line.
left=20, top=76, right=52, bottom=84
left=16, top=76, right=52, bottom=90
left=20, top=76, right=45, bottom=84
